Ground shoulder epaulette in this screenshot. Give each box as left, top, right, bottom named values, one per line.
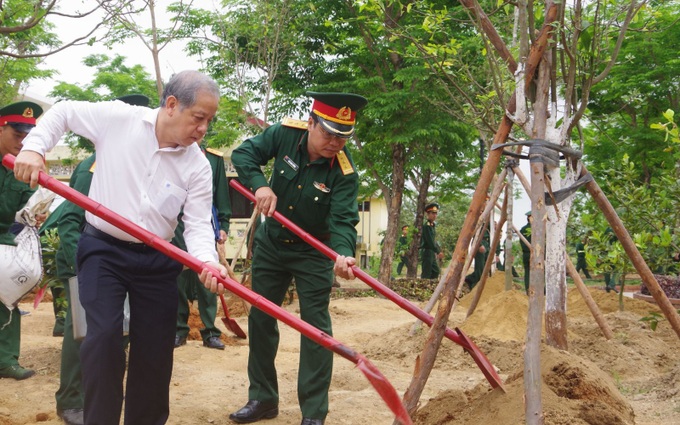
left=335, top=151, right=355, bottom=176
left=281, top=117, right=308, bottom=130
left=89, top=161, right=96, bottom=173
left=205, top=147, right=224, bottom=157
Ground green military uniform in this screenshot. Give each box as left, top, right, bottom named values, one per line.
left=0, top=163, right=36, bottom=373
left=173, top=145, right=231, bottom=346
left=0, top=101, right=43, bottom=380
left=49, top=154, right=96, bottom=413
left=575, top=240, right=591, bottom=279
left=465, top=223, right=490, bottom=289
left=39, top=206, right=67, bottom=336
left=603, top=227, right=618, bottom=293
left=520, top=212, right=532, bottom=294
left=231, top=93, right=364, bottom=422
left=420, top=203, right=441, bottom=279
left=396, top=227, right=409, bottom=275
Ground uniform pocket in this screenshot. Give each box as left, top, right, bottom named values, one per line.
left=155, top=180, right=187, bottom=221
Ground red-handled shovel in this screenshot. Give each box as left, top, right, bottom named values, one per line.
left=2, top=154, right=412, bottom=425
left=230, top=179, right=504, bottom=391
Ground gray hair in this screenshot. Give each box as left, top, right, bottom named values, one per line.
left=160, top=70, right=220, bottom=108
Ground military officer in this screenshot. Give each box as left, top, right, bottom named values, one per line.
left=396, top=225, right=409, bottom=275
left=575, top=236, right=592, bottom=279
left=174, top=144, right=231, bottom=350
left=520, top=211, right=533, bottom=294
left=228, top=91, right=367, bottom=425
left=0, top=100, right=43, bottom=380
left=420, top=202, right=443, bottom=279
left=465, top=221, right=490, bottom=290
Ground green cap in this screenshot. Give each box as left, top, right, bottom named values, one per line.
left=0, top=101, right=43, bottom=133
left=425, top=202, right=440, bottom=213
left=307, top=91, right=368, bottom=138
left=525, top=211, right=532, bottom=216
left=116, top=94, right=150, bottom=107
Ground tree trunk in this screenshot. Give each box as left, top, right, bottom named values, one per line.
left=378, top=143, right=407, bottom=284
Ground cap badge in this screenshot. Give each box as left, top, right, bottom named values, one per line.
left=22, top=107, right=34, bottom=118
left=313, top=181, right=331, bottom=193
left=336, top=106, right=351, bottom=120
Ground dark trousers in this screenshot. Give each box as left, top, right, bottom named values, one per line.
left=576, top=258, right=592, bottom=279
left=421, top=249, right=440, bottom=279
left=248, top=226, right=334, bottom=420
left=0, top=304, right=21, bottom=369
left=396, top=257, right=407, bottom=275
left=522, top=253, right=531, bottom=294
left=77, top=230, right=182, bottom=425
left=55, top=277, right=84, bottom=411
left=176, top=268, right=220, bottom=341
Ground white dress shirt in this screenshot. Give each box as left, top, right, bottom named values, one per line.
left=21, top=99, right=218, bottom=263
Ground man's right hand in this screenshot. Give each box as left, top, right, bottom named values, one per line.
left=254, top=186, right=277, bottom=217
left=13, top=151, right=46, bottom=189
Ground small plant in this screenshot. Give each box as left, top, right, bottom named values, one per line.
left=639, top=311, right=664, bottom=331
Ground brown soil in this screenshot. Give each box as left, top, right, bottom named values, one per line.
left=1, top=272, right=678, bottom=424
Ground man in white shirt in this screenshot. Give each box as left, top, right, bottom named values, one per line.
left=13, top=70, right=229, bottom=425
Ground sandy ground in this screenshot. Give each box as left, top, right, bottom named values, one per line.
left=1, top=272, right=679, bottom=425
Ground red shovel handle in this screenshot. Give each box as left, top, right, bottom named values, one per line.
left=230, top=179, right=504, bottom=391
left=3, top=154, right=412, bottom=425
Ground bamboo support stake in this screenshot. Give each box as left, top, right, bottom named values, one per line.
left=565, top=257, right=614, bottom=339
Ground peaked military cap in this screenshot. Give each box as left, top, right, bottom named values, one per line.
left=425, top=202, right=440, bottom=213
left=525, top=211, right=532, bottom=216
left=307, top=91, right=368, bottom=138
left=116, top=94, right=150, bottom=107
left=0, top=101, right=43, bottom=133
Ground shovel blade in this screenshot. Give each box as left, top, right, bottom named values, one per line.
left=222, top=317, right=247, bottom=339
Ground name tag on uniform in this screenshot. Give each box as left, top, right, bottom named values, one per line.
left=284, top=155, right=299, bottom=171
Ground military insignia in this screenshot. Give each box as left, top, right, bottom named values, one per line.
left=336, top=106, right=351, bottom=121
left=284, top=155, right=299, bottom=171
left=281, top=117, right=308, bottom=130
left=206, top=147, right=223, bottom=157
left=313, top=181, right=331, bottom=193
left=22, top=108, right=34, bottom=118
left=335, top=151, right=354, bottom=175
left=89, top=161, right=97, bottom=173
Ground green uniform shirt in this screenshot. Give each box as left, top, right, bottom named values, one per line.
left=420, top=221, right=440, bottom=253
left=0, top=165, right=35, bottom=246
left=520, top=223, right=532, bottom=255
left=173, top=146, right=231, bottom=251
left=232, top=122, right=359, bottom=257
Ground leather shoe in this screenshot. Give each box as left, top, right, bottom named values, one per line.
left=0, top=365, right=35, bottom=380
left=203, top=336, right=225, bottom=350
left=301, top=418, right=324, bottom=425
left=57, top=408, right=84, bottom=425
left=174, top=335, right=187, bottom=348
left=229, top=400, right=278, bottom=423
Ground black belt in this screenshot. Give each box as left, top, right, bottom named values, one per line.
left=83, top=223, right=155, bottom=252
left=277, top=234, right=330, bottom=244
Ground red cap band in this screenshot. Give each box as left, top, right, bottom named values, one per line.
left=312, top=99, right=356, bottom=125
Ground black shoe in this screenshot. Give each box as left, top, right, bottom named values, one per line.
left=0, top=365, right=35, bottom=380
left=301, top=418, right=324, bottom=425
left=229, top=400, right=279, bottom=423
left=57, top=408, right=84, bottom=425
left=174, top=335, right=187, bottom=348
left=203, top=336, right=225, bottom=350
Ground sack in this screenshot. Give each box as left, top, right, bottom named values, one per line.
left=0, top=225, right=43, bottom=310
left=0, top=188, right=56, bottom=310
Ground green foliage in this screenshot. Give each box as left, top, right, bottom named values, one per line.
left=639, top=311, right=664, bottom=332
left=39, top=228, right=64, bottom=296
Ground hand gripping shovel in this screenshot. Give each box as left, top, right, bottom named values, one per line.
left=3, top=154, right=412, bottom=425
left=230, top=179, right=504, bottom=391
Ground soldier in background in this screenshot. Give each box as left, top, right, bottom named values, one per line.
left=420, top=202, right=443, bottom=279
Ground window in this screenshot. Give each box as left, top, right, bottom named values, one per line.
left=358, top=201, right=371, bottom=212
left=228, top=177, right=255, bottom=219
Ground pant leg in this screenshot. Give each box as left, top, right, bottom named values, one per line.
left=290, top=248, right=334, bottom=420
left=522, top=254, right=531, bottom=294
left=421, top=250, right=435, bottom=279
left=191, top=271, right=221, bottom=342
left=55, top=277, right=84, bottom=411
left=0, top=304, right=20, bottom=368
left=51, top=285, right=66, bottom=336
left=124, top=251, right=180, bottom=425
left=247, top=229, right=292, bottom=406
left=176, top=269, right=192, bottom=338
